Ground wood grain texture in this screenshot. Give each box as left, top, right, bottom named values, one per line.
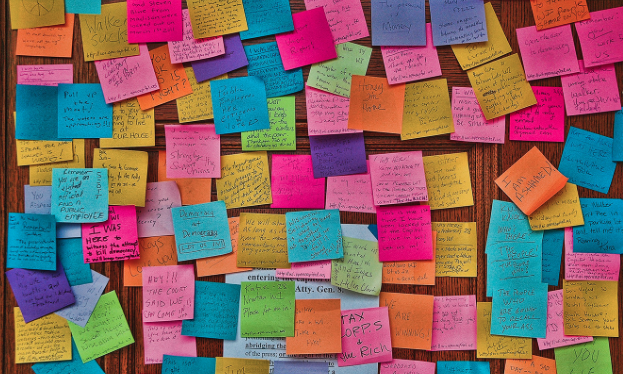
left=2, top=1, right=621, bottom=373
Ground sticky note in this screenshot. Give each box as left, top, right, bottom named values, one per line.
left=182, top=281, right=240, bottom=340
left=423, top=153, right=474, bottom=210
left=304, top=0, right=368, bottom=44
left=242, top=96, right=296, bottom=151
left=191, top=34, right=248, bottom=82
left=307, top=42, right=372, bottom=97
left=338, top=307, right=392, bottom=366
left=57, top=83, right=112, bottom=138
left=127, top=0, right=182, bottom=43
left=286, top=210, right=343, bottom=262
left=564, top=280, right=618, bottom=337
left=240, top=281, right=295, bottom=337
left=163, top=356, right=216, bottom=374
left=565, top=227, right=620, bottom=281
left=576, top=7, right=623, bottom=68
left=325, top=164, right=376, bottom=214
left=14, top=308, right=71, bottom=364
left=371, top=0, right=425, bottom=46
left=216, top=358, right=270, bottom=374
left=51, top=168, right=108, bottom=223
left=245, top=42, right=304, bottom=98
left=430, top=0, right=487, bottom=46
left=431, top=295, right=477, bottom=351
left=177, top=70, right=225, bottom=123
left=7, top=213, right=56, bottom=271
left=241, top=0, right=293, bottom=40
left=100, top=98, right=155, bottom=148
left=9, top=0, right=65, bottom=29
left=276, top=261, right=331, bottom=280
left=369, top=151, right=427, bottom=205
left=476, top=302, right=532, bottom=359
left=186, top=0, right=248, bottom=38
left=211, top=77, right=270, bottom=134
left=309, top=133, right=368, bottom=178
left=143, top=321, right=196, bottom=364
left=30, top=139, right=86, bottom=186
left=505, top=355, right=555, bottom=374
left=572, top=198, right=623, bottom=254
left=55, top=270, right=109, bottom=327
left=274, top=361, right=328, bottom=374
left=402, top=78, right=453, bottom=139
left=348, top=75, right=405, bottom=134
left=510, top=87, right=565, bottom=142
left=17, top=64, right=73, bottom=86
left=530, top=0, right=589, bottom=30
left=450, top=86, right=506, bottom=144
left=196, top=218, right=251, bottom=277
left=216, top=152, right=272, bottom=208
left=270, top=154, right=325, bottom=209
left=537, top=289, right=593, bottom=350
left=142, top=265, right=194, bottom=322
left=380, top=360, right=436, bottom=374
left=168, top=10, right=225, bottom=64
left=528, top=183, right=584, bottom=231
left=555, top=338, right=613, bottom=374
left=16, top=14, right=74, bottom=58
left=382, top=232, right=436, bottom=285
left=432, top=222, right=477, bottom=277
left=332, top=237, right=382, bottom=295
left=165, top=124, right=221, bottom=178
left=31, top=340, right=105, bottom=374
left=24, top=185, right=52, bottom=214
left=541, top=229, right=564, bottom=286
left=57, top=238, right=92, bottom=286
left=82, top=205, right=140, bottom=263
left=560, top=61, right=621, bottom=116
left=516, top=25, right=579, bottom=81
left=491, top=283, right=548, bottom=338
left=286, top=299, right=342, bottom=354
left=16, top=84, right=59, bottom=140
left=93, top=148, right=148, bottom=206
left=124, top=236, right=178, bottom=286
left=438, top=362, right=490, bottom=374
left=136, top=181, right=182, bottom=238
left=380, top=292, right=434, bottom=350
left=377, top=205, right=433, bottom=261
left=158, top=150, right=212, bottom=206
left=237, top=213, right=289, bottom=268
left=306, top=86, right=359, bottom=136
left=65, top=0, right=100, bottom=13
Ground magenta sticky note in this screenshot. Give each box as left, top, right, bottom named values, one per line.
left=536, top=289, right=593, bottom=350
left=143, top=320, right=197, bottom=364
left=270, top=155, right=325, bottom=209
left=303, top=0, right=369, bottom=44
left=165, top=124, right=220, bottom=179
left=127, top=0, right=183, bottom=43
left=17, top=64, right=73, bottom=86
left=431, top=295, right=477, bottom=351
left=380, top=359, right=436, bottom=374
left=575, top=6, right=623, bottom=68
left=561, top=61, right=621, bottom=116
left=325, top=161, right=376, bottom=214
left=338, top=307, right=392, bottom=366
left=450, top=87, right=505, bottom=144
left=509, top=87, right=565, bottom=142
left=564, top=227, right=620, bottom=281
left=306, top=86, right=361, bottom=136
left=82, top=206, right=140, bottom=263
left=136, top=181, right=182, bottom=238
left=142, top=264, right=195, bottom=322
left=377, top=205, right=433, bottom=261
left=168, top=9, right=225, bottom=64
left=516, top=25, right=580, bottom=81
left=275, top=260, right=331, bottom=280
left=369, top=151, right=428, bottom=205
left=275, top=8, right=337, bottom=70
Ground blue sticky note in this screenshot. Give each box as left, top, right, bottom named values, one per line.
left=181, top=281, right=241, bottom=340
left=57, top=84, right=113, bottom=139
left=51, top=168, right=109, bottom=223
left=491, top=283, right=548, bottom=338
left=171, top=201, right=233, bottom=261
left=368, top=224, right=379, bottom=240
left=25, top=185, right=82, bottom=238
left=7, top=213, right=56, bottom=271
left=371, top=0, right=426, bottom=46
left=210, top=77, right=271, bottom=134
left=438, top=361, right=490, bottom=374
left=55, top=270, right=109, bottom=327
left=65, top=0, right=101, bottom=14
left=309, top=132, right=368, bottom=178
left=613, top=108, right=623, bottom=161
left=240, top=0, right=294, bottom=40
left=32, top=339, right=105, bottom=374
left=573, top=198, right=623, bottom=254
left=58, top=238, right=92, bottom=286
left=542, top=229, right=564, bottom=286
left=274, top=361, right=329, bottom=374
left=16, top=84, right=60, bottom=140
left=559, top=127, right=616, bottom=194
left=162, top=355, right=216, bottom=374
left=286, top=209, right=344, bottom=262
left=244, top=42, right=304, bottom=98
left=430, top=0, right=488, bottom=46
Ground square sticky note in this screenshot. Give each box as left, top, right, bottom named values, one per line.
left=560, top=61, right=621, bottom=116
left=380, top=292, right=434, bottom=350
left=377, top=205, right=433, bottom=261
left=286, top=299, right=342, bottom=354
left=510, top=87, right=565, bottom=142
left=430, top=0, right=487, bottom=46
left=182, top=281, right=240, bottom=340
left=211, top=76, right=270, bottom=134
left=191, top=34, right=248, bottom=82
left=82, top=205, right=140, bottom=263
left=309, top=133, right=368, bottom=178
left=237, top=213, right=289, bottom=268
left=241, top=0, right=294, bottom=40
left=516, top=25, right=579, bottom=81
left=371, top=0, right=425, bottom=46
left=93, top=148, right=148, bottom=207
left=51, top=168, right=109, bottom=223
left=240, top=281, right=295, bottom=337
left=217, top=152, right=272, bottom=208
left=58, top=84, right=112, bottom=138
left=142, top=265, right=195, bottom=322
left=348, top=75, right=405, bottom=134
left=7, top=213, right=56, bottom=271
left=286, top=209, right=343, bottom=262
left=402, top=79, right=453, bottom=140
left=369, top=151, right=428, bottom=205
left=165, top=124, right=221, bottom=179
left=576, top=7, right=623, bottom=68
left=338, top=307, right=392, bottom=366
left=271, top=155, right=325, bottom=209
left=127, top=0, right=183, bottom=43
left=530, top=0, right=589, bottom=30
left=332, top=236, right=382, bottom=295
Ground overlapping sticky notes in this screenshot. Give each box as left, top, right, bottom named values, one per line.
left=309, top=133, right=367, bottom=178
left=182, top=281, right=240, bottom=340
left=216, top=358, right=270, bottom=374
left=237, top=213, right=289, bottom=268
left=338, top=307, right=392, bottom=366
left=14, top=308, right=71, bottom=363
left=371, top=0, right=425, bottom=46
left=191, top=34, right=248, bottom=82
left=158, top=150, right=212, bottom=206
left=143, top=321, right=196, bottom=364
left=50, top=168, right=108, bottom=223
left=242, top=96, right=296, bottom=151
left=516, top=25, right=579, bottom=81
left=348, top=76, right=405, bottom=134
left=142, top=265, right=194, bottom=322
left=136, top=181, right=181, bottom=238
left=380, top=360, right=435, bottom=374
left=380, top=292, right=433, bottom=350
left=332, top=237, right=382, bottom=295
left=241, top=0, right=293, bottom=39
left=304, top=0, right=368, bottom=44
left=369, top=151, right=427, bottom=205
left=505, top=356, right=556, bottom=374
left=377, top=205, right=433, bottom=261
left=530, top=0, right=589, bottom=30
left=429, top=0, right=487, bottom=46
left=432, top=222, right=477, bottom=277
left=565, top=227, right=620, bottom=281
left=55, top=271, right=109, bottom=327
left=286, top=209, right=343, bottom=262
left=31, top=340, right=105, bottom=374
left=79, top=2, right=140, bottom=61
left=325, top=165, right=376, bottom=213
left=82, top=205, right=140, bottom=263
left=537, top=289, right=593, bottom=350
left=17, top=64, right=73, bottom=86
left=274, top=361, right=328, bottom=374
left=271, top=155, right=324, bottom=208
left=240, top=281, right=295, bottom=337
left=382, top=231, right=436, bottom=285
left=555, top=338, right=613, bottom=374
left=124, top=236, right=178, bottom=286
left=528, top=183, right=583, bottom=231
left=561, top=61, right=621, bottom=116
left=423, top=152, right=474, bottom=210
left=476, top=302, right=532, bottom=359
left=171, top=201, right=232, bottom=261
left=186, top=0, right=248, bottom=38
left=286, top=299, right=341, bottom=354
left=169, top=10, right=224, bottom=64
left=541, top=229, right=564, bottom=286
left=7, top=213, right=56, bottom=270
left=217, top=152, right=272, bottom=208
left=100, top=99, right=155, bottom=148
left=450, top=87, right=506, bottom=144
left=245, top=42, right=303, bottom=98
left=30, top=139, right=86, bottom=187
left=491, top=283, right=548, bottom=338
left=308, top=42, right=372, bottom=97
left=16, top=84, right=59, bottom=140
left=431, top=295, right=477, bottom=351
left=69, top=291, right=134, bottom=363
left=438, top=362, right=490, bottom=374
left=510, top=87, right=565, bottom=142
left=572, top=198, right=623, bottom=254
left=211, top=77, right=270, bottom=134
left=165, top=125, right=220, bottom=179
left=564, top=280, right=619, bottom=337
left=9, top=0, right=65, bottom=29
left=162, top=355, right=216, bottom=374
left=177, top=71, right=225, bottom=123
left=93, top=148, right=148, bottom=206
left=276, top=261, right=331, bottom=280
left=197, top=218, right=250, bottom=277
left=576, top=7, right=623, bottom=68
left=16, top=14, right=74, bottom=58
left=57, top=238, right=92, bottom=286
left=127, top=0, right=182, bottom=43
left=57, top=83, right=112, bottom=138
left=305, top=86, right=357, bottom=135
left=402, top=79, right=453, bottom=139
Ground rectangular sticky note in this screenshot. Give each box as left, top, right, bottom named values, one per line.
left=241, top=0, right=293, bottom=40
left=510, top=87, right=565, bottom=142
left=476, top=302, right=532, bottom=359
left=7, top=213, right=56, bottom=271
left=143, top=321, right=196, bottom=365
left=423, top=152, right=474, bottom=210
left=565, top=227, right=620, bottom=281
left=165, top=124, right=221, bottom=178
left=286, top=299, right=342, bottom=354
left=58, top=84, right=112, bottom=138
left=369, top=151, right=428, bottom=205
left=528, top=183, right=584, bottom=231
left=10, top=0, right=65, bottom=29
left=82, top=205, right=140, bottom=263
left=127, top=0, right=182, bottom=43
left=142, top=265, right=195, bottom=322
left=516, top=25, right=579, bottom=80
left=16, top=84, right=59, bottom=140
left=51, top=168, right=108, bottom=223
left=332, top=237, right=382, bottom=296
left=306, top=86, right=359, bottom=136
left=216, top=152, right=272, bottom=208
left=380, top=292, right=434, bottom=350
left=93, top=148, right=148, bottom=207
left=561, top=61, right=621, bottom=116
left=348, top=76, right=405, bottom=134
left=237, top=213, right=289, bottom=269
left=371, top=0, right=425, bottom=46
left=431, top=295, right=477, bottom=351
left=438, top=362, right=489, bottom=374
left=537, top=289, right=593, bottom=350
left=572, top=198, right=623, bottom=255
left=380, top=360, right=436, bottom=374
left=338, top=307, right=392, bottom=366
left=576, top=7, right=623, bottom=68
left=17, top=64, right=73, bottom=86
left=14, top=309, right=71, bottom=364
left=286, top=210, right=343, bottom=262
left=325, top=164, right=376, bottom=214
left=382, top=232, right=436, bottom=285
left=182, top=281, right=240, bottom=340
left=276, top=261, right=331, bottom=280
left=377, top=205, right=433, bottom=261
left=16, top=14, right=74, bottom=58
left=309, top=133, right=368, bottom=178
left=216, top=358, right=269, bottom=374
left=555, top=338, right=613, bottom=374
left=563, top=280, right=618, bottom=337
left=432, top=222, right=477, bottom=277
left=402, top=79, right=453, bottom=139
left=270, top=155, right=325, bottom=208
left=240, top=281, right=295, bottom=337
left=541, top=229, right=564, bottom=286
left=491, top=283, right=549, bottom=338
left=30, top=139, right=85, bottom=187
left=162, top=356, right=216, bottom=374
left=430, top=0, right=487, bottom=46
left=211, top=77, right=270, bottom=134
left=186, top=0, right=248, bottom=38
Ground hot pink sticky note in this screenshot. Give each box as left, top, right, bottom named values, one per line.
left=380, top=359, right=436, bottom=374
left=95, top=44, right=160, bottom=104
left=270, top=155, right=325, bottom=209
left=325, top=161, right=376, bottom=213
left=82, top=206, right=140, bottom=263
left=510, top=87, right=565, bottom=142
left=306, top=86, right=361, bottom=136
left=338, top=307, right=393, bottom=367
left=450, top=87, right=505, bottom=144
left=143, top=320, right=197, bottom=364
left=127, top=0, right=183, bottom=43
left=431, top=295, right=477, bottom=351
left=17, top=64, right=73, bottom=86
left=377, top=205, right=433, bottom=261
left=536, top=289, right=593, bottom=350
left=142, top=264, right=195, bottom=322
left=275, top=260, right=331, bottom=279
left=564, top=227, right=620, bottom=281
left=369, top=151, right=428, bottom=205
left=168, top=9, right=225, bottom=64
left=165, top=124, right=221, bottom=178
left=575, top=6, right=623, bottom=68
left=303, top=0, right=369, bottom=44
left=136, top=181, right=182, bottom=238
left=560, top=61, right=621, bottom=116
left=275, top=8, right=337, bottom=70
left=381, top=24, right=442, bottom=85
left=516, top=25, right=580, bottom=81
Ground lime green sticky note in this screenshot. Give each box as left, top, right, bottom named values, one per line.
left=241, top=96, right=296, bottom=151
left=68, top=291, right=135, bottom=363
left=555, top=338, right=613, bottom=374
left=331, top=237, right=383, bottom=296
left=307, top=42, right=372, bottom=97
left=240, top=281, right=295, bottom=338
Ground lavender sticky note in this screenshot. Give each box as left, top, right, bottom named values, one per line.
left=371, top=0, right=425, bottom=46
left=309, top=133, right=367, bottom=178
left=274, top=361, right=329, bottom=374
left=430, top=0, right=488, bottom=46
left=55, top=270, right=109, bottom=327
left=191, top=34, right=248, bottom=82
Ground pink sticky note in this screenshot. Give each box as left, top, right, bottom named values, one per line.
left=338, top=307, right=393, bottom=366
left=127, top=0, right=183, bottom=43
left=142, top=264, right=195, bottom=322
left=536, top=289, right=593, bottom=350
left=82, top=206, right=140, bottom=263
left=509, top=87, right=565, bottom=142
left=165, top=124, right=221, bottom=178
left=303, top=0, right=369, bottom=44
left=560, top=61, right=621, bottom=116
left=575, top=7, right=623, bottom=68
left=325, top=161, right=376, bottom=213
left=276, top=8, right=337, bottom=70
left=369, top=151, right=428, bottom=205
left=380, top=359, right=436, bottom=374
left=136, top=181, right=182, bottom=238
left=306, top=86, right=361, bottom=136
left=143, top=320, right=197, bottom=364
left=450, top=87, right=505, bottom=144
left=95, top=44, right=160, bottom=104
left=275, top=260, right=331, bottom=279
left=431, top=295, right=477, bottom=351
left=17, top=64, right=73, bottom=86
left=516, top=25, right=580, bottom=81
left=270, top=155, right=325, bottom=209
left=168, top=9, right=225, bottom=64
left=564, top=227, right=620, bottom=281
left=381, top=24, right=442, bottom=85
left=377, top=205, right=433, bottom=261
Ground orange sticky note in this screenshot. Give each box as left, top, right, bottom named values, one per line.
left=286, top=299, right=342, bottom=355
left=505, top=355, right=556, bottom=374
left=530, top=0, right=590, bottom=30
left=495, top=147, right=567, bottom=215
left=16, top=13, right=74, bottom=58
left=196, top=217, right=251, bottom=277
left=158, top=150, right=212, bottom=205
left=123, top=236, right=178, bottom=286
left=382, top=232, right=436, bottom=285
left=379, top=292, right=434, bottom=350
left=347, top=76, right=405, bottom=134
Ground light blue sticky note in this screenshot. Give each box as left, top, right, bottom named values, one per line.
left=430, top=0, right=488, bottom=46
left=51, top=168, right=109, bottom=223
left=438, top=361, right=490, bottom=374
left=55, top=270, right=109, bottom=328
left=171, top=201, right=232, bottom=261
left=25, top=184, right=82, bottom=238
left=573, top=198, right=623, bottom=254
left=181, top=281, right=241, bottom=340
left=240, top=0, right=294, bottom=40
left=542, top=229, right=564, bottom=286
left=58, top=238, right=92, bottom=286
left=491, top=282, right=548, bottom=338
left=559, top=127, right=616, bottom=194
left=286, top=209, right=343, bottom=262
left=65, top=0, right=101, bottom=14
left=162, top=355, right=216, bottom=374
left=210, top=77, right=271, bottom=134
left=7, top=213, right=56, bottom=271
left=613, top=108, right=623, bottom=161
left=57, top=84, right=113, bottom=139
left=16, top=84, right=60, bottom=140
left=371, top=0, right=426, bottom=46
left=32, top=339, right=105, bottom=374
left=274, top=361, right=329, bottom=374
left=244, top=42, right=304, bottom=98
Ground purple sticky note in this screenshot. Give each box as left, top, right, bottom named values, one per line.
left=309, top=133, right=367, bottom=178
left=191, top=34, right=248, bottom=82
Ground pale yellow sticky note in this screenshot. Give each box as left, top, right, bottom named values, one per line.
left=452, top=2, right=512, bottom=70
left=215, top=357, right=270, bottom=374
left=16, top=140, right=73, bottom=166
left=10, top=0, right=65, bottom=30
left=564, top=280, right=619, bottom=337
left=93, top=148, right=149, bottom=207
left=423, top=152, right=474, bottom=210
left=14, top=308, right=71, bottom=363
left=237, top=213, right=290, bottom=269
left=402, top=78, right=454, bottom=140
left=187, top=0, right=248, bottom=39
left=432, top=222, right=477, bottom=277
left=216, top=151, right=272, bottom=209
left=100, top=99, right=154, bottom=148
left=29, top=139, right=85, bottom=186
left=477, top=302, right=532, bottom=359
left=177, top=70, right=226, bottom=123
left=528, top=183, right=584, bottom=230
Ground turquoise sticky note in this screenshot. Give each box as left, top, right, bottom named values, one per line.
left=240, top=0, right=294, bottom=40
left=438, top=361, right=490, bottom=374
left=491, top=282, right=548, bottom=338
left=182, top=281, right=241, bottom=340
left=65, top=0, right=101, bottom=14
left=244, top=42, right=304, bottom=98
left=50, top=168, right=109, bottom=223
left=32, top=339, right=105, bottom=374
left=7, top=213, right=56, bottom=271
left=16, top=84, right=60, bottom=140
left=573, top=198, right=623, bottom=254
left=210, top=76, right=271, bottom=134
left=162, top=355, right=216, bottom=374
left=171, top=201, right=233, bottom=261
left=286, top=209, right=344, bottom=262
left=542, top=229, right=564, bottom=286
left=58, top=84, right=113, bottom=139
left=58, top=238, right=92, bottom=286
left=613, top=108, right=623, bottom=161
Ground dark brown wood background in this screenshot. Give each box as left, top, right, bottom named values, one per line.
left=2, top=1, right=622, bottom=373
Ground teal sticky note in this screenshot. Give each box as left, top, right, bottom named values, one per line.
left=65, top=0, right=101, bottom=14
left=58, top=238, right=92, bottom=286
left=286, top=209, right=344, bottom=262
left=210, top=76, right=271, bottom=134
left=31, top=339, right=105, bottom=374
left=555, top=338, right=613, bottom=374
left=171, top=201, right=233, bottom=261
left=542, top=229, right=564, bottom=286
left=16, top=84, right=60, bottom=140
left=244, top=42, right=304, bottom=98
left=240, top=0, right=294, bottom=40
left=50, top=168, right=109, bottom=223
left=58, top=84, right=113, bottom=139
left=573, top=198, right=623, bottom=254
left=162, top=355, right=216, bottom=374
left=7, top=213, right=56, bottom=271
left=438, top=361, right=490, bottom=374
left=182, top=281, right=240, bottom=340
left=613, top=108, right=623, bottom=161
left=491, top=282, right=548, bottom=338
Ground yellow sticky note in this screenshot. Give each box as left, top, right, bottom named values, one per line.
left=237, top=213, right=290, bottom=269
left=529, top=183, right=584, bottom=230
left=29, top=139, right=85, bottom=186
left=93, top=148, right=148, bottom=207
left=100, top=99, right=154, bottom=148
left=402, top=78, right=454, bottom=140
left=16, top=140, right=73, bottom=166
left=215, top=358, right=269, bottom=374
left=564, top=280, right=619, bottom=337
left=177, top=70, right=226, bottom=123
left=216, top=151, right=272, bottom=209
left=451, top=3, right=512, bottom=70
left=10, top=0, right=65, bottom=30
left=468, top=54, right=537, bottom=120
left=477, top=302, right=532, bottom=359
left=14, top=308, right=71, bottom=363
left=187, top=0, right=248, bottom=39
left=432, top=222, right=477, bottom=277
left=423, top=152, right=474, bottom=210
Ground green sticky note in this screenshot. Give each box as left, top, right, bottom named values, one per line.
left=307, top=42, right=372, bottom=97
left=68, top=291, right=135, bottom=363
left=241, top=96, right=296, bottom=151
left=331, top=237, right=383, bottom=296
left=240, top=281, right=295, bottom=338
left=555, top=338, right=613, bottom=374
